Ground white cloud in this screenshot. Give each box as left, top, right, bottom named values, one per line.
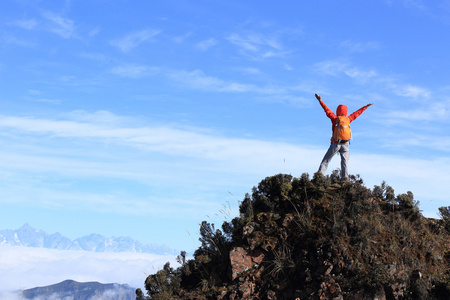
left=387, top=135, right=450, bottom=152
left=41, top=11, right=76, bottom=39
left=0, top=110, right=448, bottom=221
left=384, top=100, right=449, bottom=123
left=344, top=67, right=377, bottom=80
left=65, top=110, right=127, bottom=125
left=237, top=67, right=262, bottom=75
left=0, top=111, right=318, bottom=217
left=10, top=18, right=39, bottom=30
left=1, top=33, right=36, bottom=48
left=9, top=13, right=79, bottom=41
left=0, top=245, right=178, bottom=294
left=111, top=29, right=161, bottom=52
left=88, top=27, right=101, bottom=38
left=283, top=63, right=293, bottom=71
left=167, top=69, right=282, bottom=94
left=33, top=98, right=62, bottom=104
left=227, top=33, right=261, bottom=52
left=0, top=115, right=108, bottom=138
left=393, top=84, right=431, bottom=99
left=313, top=60, right=377, bottom=81
left=339, top=40, right=380, bottom=53
left=78, top=52, right=109, bottom=63
left=173, top=32, right=192, bottom=44
left=28, top=90, right=41, bottom=95
left=226, top=32, right=288, bottom=59
left=196, top=38, right=218, bottom=51
left=110, top=64, right=159, bottom=78
left=350, top=152, right=450, bottom=217
left=0, top=112, right=308, bottom=165
left=400, top=0, right=427, bottom=11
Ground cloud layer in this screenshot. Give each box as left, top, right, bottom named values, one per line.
left=0, top=245, right=178, bottom=294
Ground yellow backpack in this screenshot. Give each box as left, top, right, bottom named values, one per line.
left=333, top=116, right=351, bottom=142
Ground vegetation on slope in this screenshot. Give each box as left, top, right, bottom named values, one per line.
left=137, top=172, right=450, bottom=300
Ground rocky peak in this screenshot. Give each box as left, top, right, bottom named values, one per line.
left=141, top=173, right=450, bottom=299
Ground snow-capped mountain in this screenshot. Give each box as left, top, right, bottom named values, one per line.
left=0, top=223, right=177, bottom=255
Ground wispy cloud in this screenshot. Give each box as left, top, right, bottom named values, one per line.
left=0, top=33, right=36, bottom=47
left=88, top=27, right=101, bottom=38
left=173, top=32, right=192, bottom=44
left=110, top=64, right=159, bottom=78
left=9, top=12, right=76, bottom=39
left=0, top=179, right=217, bottom=216
left=236, top=67, right=262, bottom=75
left=0, top=111, right=314, bottom=180
left=384, top=134, right=450, bottom=153
left=0, top=112, right=300, bottom=162
left=399, top=0, right=427, bottom=11
left=111, top=29, right=161, bottom=52
left=384, top=100, right=449, bottom=122
left=32, top=98, right=62, bottom=105
left=0, top=111, right=318, bottom=220
left=339, top=40, right=380, bottom=53
left=196, top=38, right=218, bottom=51
left=167, top=69, right=282, bottom=94
left=41, top=11, right=76, bottom=39
left=313, top=60, right=377, bottom=81
left=78, top=52, right=109, bottom=63
left=0, top=112, right=325, bottom=192
left=0, top=110, right=448, bottom=222
left=392, top=84, right=431, bottom=99
left=9, top=18, right=39, bottom=30
left=226, top=32, right=288, bottom=59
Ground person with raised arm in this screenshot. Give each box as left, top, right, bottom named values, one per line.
left=315, top=93, right=374, bottom=179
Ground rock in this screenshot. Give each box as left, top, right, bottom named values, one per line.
left=282, top=214, right=294, bottom=227
left=372, top=288, right=386, bottom=300
left=229, top=247, right=265, bottom=280
left=243, top=223, right=255, bottom=237
left=317, top=278, right=342, bottom=299
left=239, top=280, right=256, bottom=299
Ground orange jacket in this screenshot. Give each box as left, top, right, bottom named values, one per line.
left=318, top=100, right=370, bottom=143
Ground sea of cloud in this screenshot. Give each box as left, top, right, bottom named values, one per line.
left=0, top=244, right=179, bottom=299
left=2, top=289, right=134, bottom=300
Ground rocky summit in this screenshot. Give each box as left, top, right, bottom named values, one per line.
left=138, top=172, right=450, bottom=300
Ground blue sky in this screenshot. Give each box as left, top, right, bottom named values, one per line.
left=1, top=0, right=450, bottom=254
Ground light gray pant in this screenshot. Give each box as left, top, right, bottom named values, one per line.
left=318, top=143, right=350, bottom=179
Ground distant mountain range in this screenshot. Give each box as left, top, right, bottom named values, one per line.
left=0, top=223, right=177, bottom=255
left=20, top=280, right=135, bottom=300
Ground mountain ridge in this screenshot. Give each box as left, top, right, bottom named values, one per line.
left=0, top=223, right=177, bottom=255
left=20, top=279, right=135, bottom=300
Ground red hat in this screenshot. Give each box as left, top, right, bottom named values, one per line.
left=336, top=105, right=348, bottom=116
